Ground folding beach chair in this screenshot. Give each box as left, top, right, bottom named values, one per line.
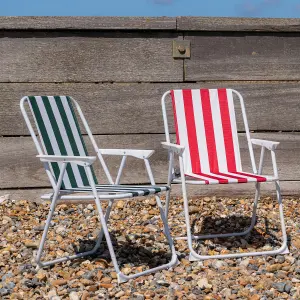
left=20, top=95, right=177, bottom=283
left=161, top=89, right=288, bottom=261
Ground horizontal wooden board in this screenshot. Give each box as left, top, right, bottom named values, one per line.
left=0, top=17, right=176, bottom=30
left=0, top=133, right=299, bottom=189
left=178, top=17, right=300, bottom=32
left=2, top=82, right=300, bottom=136
left=1, top=180, right=299, bottom=203
left=185, top=32, right=300, bottom=81
left=1, top=17, right=300, bottom=32
left=0, top=31, right=182, bottom=83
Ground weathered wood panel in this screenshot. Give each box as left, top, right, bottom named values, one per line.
left=1, top=180, right=299, bottom=203
left=0, top=31, right=182, bottom=83
left=178, top=17, right=300, bottom=32
left=1, top=133, right=299, bottom=189
left=184, top=32, right=300, bottom=81
left=2, top=82, right=300, bottom=136
left=0, top=17, right=176, bottom=30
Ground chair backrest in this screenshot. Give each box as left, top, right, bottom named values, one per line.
left=20, top=96, right=98, bottom=190
left=162, top=89, right=256, bottom=175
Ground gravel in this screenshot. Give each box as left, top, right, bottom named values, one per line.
left=0, top=195, right=299, bottom=299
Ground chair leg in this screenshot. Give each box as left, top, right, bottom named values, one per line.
left=90, top=199, right=114, bottom=252
left=164, top=151, right=174, bottom=219
left=184, top=181, right=289, bottom=262
left=35, top=163, right=106, bottom=268
left=86, top=167, right=178, bottom=284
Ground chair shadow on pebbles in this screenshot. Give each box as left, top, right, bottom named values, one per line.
left=71, top=231, right=171, bottom=269
left=190, top=214, right=287, bottom=253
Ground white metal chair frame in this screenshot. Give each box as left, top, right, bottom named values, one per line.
left=161, top=89, right=288, bottom=261
left=20, top=96, right=178, bottom=283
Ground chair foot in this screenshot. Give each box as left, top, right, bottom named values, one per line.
left=189, top=252, right=200, bottom=262
left=187, top=240, right=288, bottom=261
left=117, top=272, right=128, bottom=284
left=116, top=252, right=178, bottom=284
left=280, top=247, right=290, bottom=254
left=175, top=229, right=251, bottom=241
left=35, top=246, right=100, bottom=268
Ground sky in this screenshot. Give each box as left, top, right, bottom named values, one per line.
left=0, top=0, right=300, bottom=18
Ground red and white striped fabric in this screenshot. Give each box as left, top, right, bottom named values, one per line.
left=170, top=89, right=275, bottom=184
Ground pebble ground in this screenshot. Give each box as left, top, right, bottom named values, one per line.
left=0, top=195, right=299, bottom=299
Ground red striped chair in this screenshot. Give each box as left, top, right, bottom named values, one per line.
left=161, top=88, right=288, bottom=261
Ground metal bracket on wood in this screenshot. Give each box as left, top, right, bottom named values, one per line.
left=172, top=40, right=191, bottom=59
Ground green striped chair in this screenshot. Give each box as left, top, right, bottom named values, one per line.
left=20, top=95, right=177, bottom=283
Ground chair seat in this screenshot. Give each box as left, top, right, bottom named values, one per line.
left=67, top=184, right=169, bottom=197
left=173, top=171, right=277, bottom=185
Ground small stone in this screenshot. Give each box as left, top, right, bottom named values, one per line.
left=87, top=204, right=94, bottom=210
left=284, top=282, right=293, bottom=293
left=156, top=280, right=170, bottom=287
left=87, top=285, right=98, bottom=292
left=80, top=279, right=94, bottom=286
left=276, top=255, right=285, bottom=264
left=51, top=279, right=68, bottom=286
left=148, top=199, right=157, bottom=206
left=249, top=295, right=260, bottom=300
left=36, top=269, right=47, bottom=281
left=99, top=283, right=113, bottom=289
left=133, top=293, right=145, bottom=300
left=69, top=291, right=80, bottom=300
left=55, top=226, right=65, bottom=234
left=292, top=238, right=300, bottom=249
left=115, top=291, right=125, bottom=298
left=212, top=260, right=225, bottom=269
left=24, top=240, right=39, bottom=249
left=81, top=291, right=90, bottom=300
left=189, top=206, right=200, bottom=214
left=116, top=201, right=125, bottom=209
left=48, top=290, right=57, bottom=298
left=0, top=288, right=9, bottom=297
left=266, top=264, right=282, bottom=272
left=122, top=267, right=131, bottom=275
left=240, top=258, right=250, bottom=267
left=197, top=278, right=212, bottom=289
left=273, top=282, right=286, bottom=292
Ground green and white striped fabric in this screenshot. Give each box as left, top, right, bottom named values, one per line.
left=28, top=96, right=98, bottom=190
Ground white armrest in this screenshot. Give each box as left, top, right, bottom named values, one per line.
left=37, top=155, right=96, bottom=166
left=98, top=149, right=154, bottom=159
left=251, top=139, right=280, bottom=151
left=161, top=142, right=185, bottom=155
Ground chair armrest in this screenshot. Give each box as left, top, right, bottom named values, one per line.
left=98, top=149, right=154, bottom=159
left=161, top=142, right=185, bottom=155
left=37, top=155, right=96, bottom=166
left=251, top=139, right=280, bottom=151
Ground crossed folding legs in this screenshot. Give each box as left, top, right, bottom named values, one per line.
left=161, top=89, right=288, bottom=261
left=20, top=95, right=178, bottom=283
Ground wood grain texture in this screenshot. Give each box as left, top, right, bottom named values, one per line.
left=1, top=180, right=299, bottom=203
left=177, top=17, right=300, bottom=32
left=0, top=31, right=182, bottom=83
left=184, top=32, right=300, bottom=81
left=3, top=82, right=300, bottom=136
left=1, top=133, right=299, bottom=189
left=0, top=17, right=176, bottom=30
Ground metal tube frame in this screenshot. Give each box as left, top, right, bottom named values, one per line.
left=161, top=90, right=288, bottom=261
left=20, top=96, right=178, bottom=283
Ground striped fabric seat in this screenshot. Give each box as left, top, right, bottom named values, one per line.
left=170, top=89, right=276, bottom=184
left=70, top=185, right=169, bottom=197
left=28, top=96, right=98, bottom=190
left=27, top=96, right=166, bottom=195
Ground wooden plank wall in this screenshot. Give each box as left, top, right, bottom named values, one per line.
left=1, top=16, right=300, bottom=199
